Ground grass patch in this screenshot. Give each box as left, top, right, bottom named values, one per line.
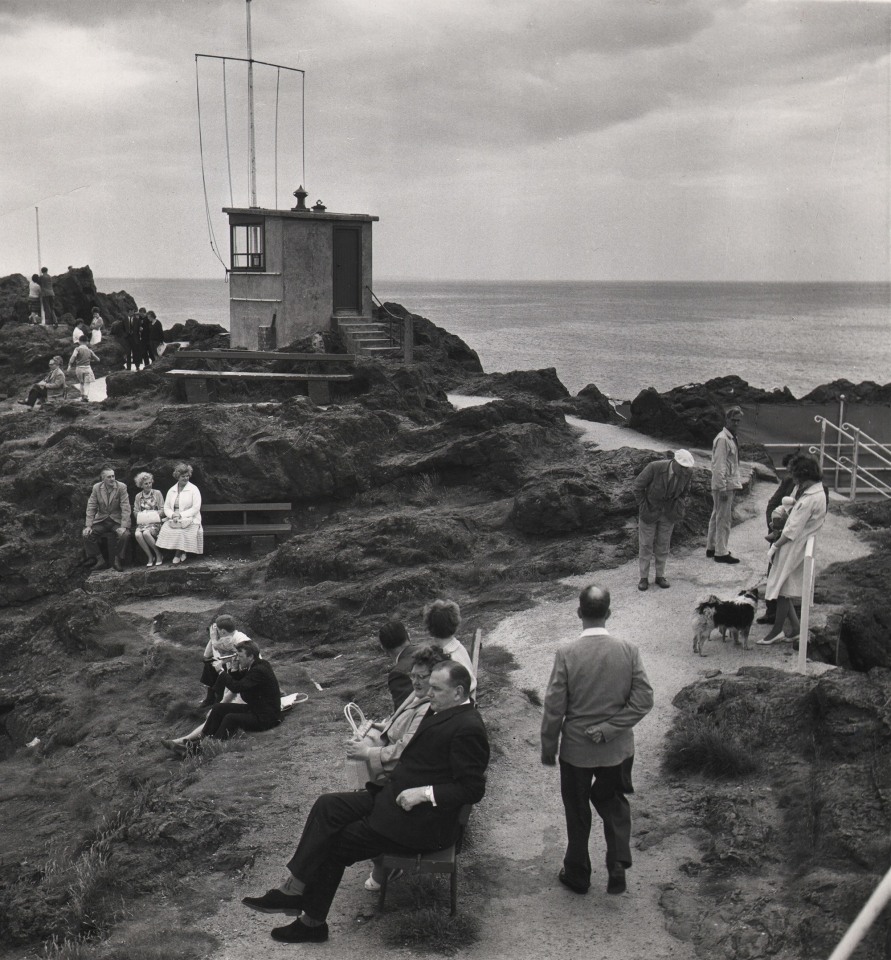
left=521, top=687, right=542, bottom=707
left=663, top=713, right=760, bottom=780
left=479, top=643, right=520, bottom=690
left=384, top=906, right=481, bottom=955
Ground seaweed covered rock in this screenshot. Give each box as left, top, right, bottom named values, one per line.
left=453, top=368, right=571, bottom=403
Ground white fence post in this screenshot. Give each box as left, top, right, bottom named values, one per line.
left=826, top=866, right=891, bottom=960
left=796, top=536, right=816, bottom=675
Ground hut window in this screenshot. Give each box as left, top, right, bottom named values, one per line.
left=231, top=220, right=265, bottom=271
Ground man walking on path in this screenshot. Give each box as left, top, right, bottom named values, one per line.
left=541, top=586, right=653, bottom=897
left=632, top=449, right=694, bottom=590
left=706, top=406, right=744, bottom=564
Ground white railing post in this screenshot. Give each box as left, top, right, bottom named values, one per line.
left=826, top=866, right=891, bottom=960
left=796, top=536, right=816, bottom=675
left=818, top=417, right=827, bottom=471
left=834, top=395, right=845, bottom=491
left=849, top=427, right=861, bottom=501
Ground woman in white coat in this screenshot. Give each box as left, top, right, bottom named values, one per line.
left=757, top=455, right=827, bottom=645
left=156, top=462, right=204, bottom=565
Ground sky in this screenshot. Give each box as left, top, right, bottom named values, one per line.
left=0, top=0, right=888, bottom=282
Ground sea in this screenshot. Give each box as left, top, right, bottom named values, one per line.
left=98, top=278, right=890, bottom=401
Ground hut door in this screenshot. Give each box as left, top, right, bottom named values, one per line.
left=333, top=227, right=361, bottom=312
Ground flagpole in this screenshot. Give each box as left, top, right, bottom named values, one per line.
left=246, top=0, right=257, bottom=207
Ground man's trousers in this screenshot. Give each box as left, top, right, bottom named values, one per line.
left=559, top=756, right=634, bottom=891
left=706, top=489, right=735, bottom=556
left=286, top=791, right=420, bottom=921
left=638, top=517, right=675, bottom=578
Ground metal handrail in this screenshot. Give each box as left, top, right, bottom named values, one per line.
left=808, top=448, right=891, bottom=500
left=842, top=422, right=891, bottom=471
left=827, top=866, right=891, bottom=959
left=365, top=286, right=406, bottom=350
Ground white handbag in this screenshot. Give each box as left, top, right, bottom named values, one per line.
left=343, top=703, right=382, bottom=790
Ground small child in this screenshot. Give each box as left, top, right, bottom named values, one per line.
left=89, top=307, right=104, bottom=344
left=67, top=341, right=100, bottom=402
left=766, top=496, right=796, bottom=543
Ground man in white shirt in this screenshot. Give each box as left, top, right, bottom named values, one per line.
left=706, top=406, right=744, bottom=564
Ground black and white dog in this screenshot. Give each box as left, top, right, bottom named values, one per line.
left=692, top=589, right=759, bottom=656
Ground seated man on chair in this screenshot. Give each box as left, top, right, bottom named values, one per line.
left=242, top=661, right=489, bottom=944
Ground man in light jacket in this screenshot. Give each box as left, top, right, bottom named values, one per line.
left=632, top=449, right=694, bottom=591
left=83, top=466, right=131, bottom=571
left=541, top=586, right=653, bottom=897
left=706, top=406, right=743, bottom=564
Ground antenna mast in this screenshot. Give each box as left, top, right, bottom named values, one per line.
left=246, top=0, right=257, bottom=207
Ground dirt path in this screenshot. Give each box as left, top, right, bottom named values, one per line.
left=199, top=436, right=869, bottom=960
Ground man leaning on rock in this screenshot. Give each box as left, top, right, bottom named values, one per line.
left=706, top=405, right=743, bottom=564
left=83, top=466, right=131, bottom=572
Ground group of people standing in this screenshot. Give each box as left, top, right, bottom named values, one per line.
left=82, top=462, right=204, bottom=571
left=114, top=307, right=163, bottom=371
left=633, top=405, right=829, bottom=644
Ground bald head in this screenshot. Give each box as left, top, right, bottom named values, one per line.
left=578, top=585, right=611, bottom=625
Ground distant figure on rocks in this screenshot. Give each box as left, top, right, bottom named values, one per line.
left=67, top=341, right=100, bottom=402
left=155, top=462, right=203, bottom=565
left=198, top=615, right=251, bottom=709
left=83, top=466, right=131, bottom=572
left=132, top=471, right=165, bottom=567
left=122, top=311, right=143, bottom=371
left=162, top=639, right=282, bottom=756
left=423, top=599, right=476, bottom=694
left=378, top=620, right=416, bottom=710
left=706, top=406, right=743, bottom=564
left=137, top=307, right=154, bottom=365
left=89, top=307, right=104, bottom=344
left=17, top=356, right=65, bottom=408
left=632, top=449, right=694, bottom=591
left=28, top=274, right=42, bottom=319
left=541, top=585, right=653, bottom=897
left=37, top=267, right=57, bottom=326
left=148, top=310, right=164, bottom=358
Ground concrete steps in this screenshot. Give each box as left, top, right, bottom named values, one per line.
left=333, top=315, right=402, bottom=357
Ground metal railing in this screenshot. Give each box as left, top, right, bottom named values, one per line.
left=365, top=287, right=412, bottom=360
left=827, top=866, right=891, bottom=959
left=813, top=416, right=891, bottom=500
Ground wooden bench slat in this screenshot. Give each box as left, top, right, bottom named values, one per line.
left=203, top=524, right=293, bottom=536
left=168, top=370, right=353, bottom=382
left=179, top=351, right=355, bottom=364
left=202, top=503, right=291, bottom=512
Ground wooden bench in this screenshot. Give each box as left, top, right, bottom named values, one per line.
left=202, top=502, right=292, bottom=553
left=168, top=351, right=355, bottom=404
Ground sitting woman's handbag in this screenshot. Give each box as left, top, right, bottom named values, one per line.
left=136, top=510, right=162, bottom=526
left=343, top=703, right=383, bottom=790
left=166, top=516, right=194, bottom=529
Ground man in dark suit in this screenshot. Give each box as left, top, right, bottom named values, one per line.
left=632, top=449, right=694, bottom=591
left=122, top=311, right=143, bottom=371
left=242, top=661, right=488, bottom=944
left=541, top=585, right=653, bottom=897
left=82, top=466, right=131, bottom=571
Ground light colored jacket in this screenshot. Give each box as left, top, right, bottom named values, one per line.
left=541, top=628, right=653, bottom=767
left=711, top=427, right=742, bottom=492
left=365, top=694, right=432, bottom=782
left=85, top=480, right=132, bottom=528
left=163, top=481, right=202, bottom=525
left=765, top=482, right=828, bottom=600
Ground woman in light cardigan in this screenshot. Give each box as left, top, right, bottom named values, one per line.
left=155, top=462, right=204, bottom=565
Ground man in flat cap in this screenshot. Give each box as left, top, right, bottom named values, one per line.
left=632, top=449, right=695, bottom=590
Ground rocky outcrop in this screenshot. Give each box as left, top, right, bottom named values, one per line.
left=165, top=319, right=228, bottom=345
left=801, top=378, right=891, bottom=404
left=664, top=666, right=891, bottom=960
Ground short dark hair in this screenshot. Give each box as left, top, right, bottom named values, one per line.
left=411, top=644, right=449, bottom=672
left=725, top=405, right=743, bottom=418
left=215, top=615, right=236, bottom=633
left=578, top=585, right=610, bottom=620
left=378, top=620, right=410, bottom=650
left=432, top=660, right=471, bottom=697
left=235, top=639, right=260, bottom=660
left=790, top=454, right=823, bottom=484
left=424, top=599, right=461, bottom=639
left=99, top=465, right=116, bottom=479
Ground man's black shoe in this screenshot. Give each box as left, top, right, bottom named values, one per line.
left=607, top=864, right=627, bottom=895
left=714, top=554, right=740, bottom=564
left=705, top=549, right=715, bottom=558
left=242, top=889, right=303, bottom=915
left=270, top=919, right=329, bottom=943
left=558, top=869, right=588, bottom=895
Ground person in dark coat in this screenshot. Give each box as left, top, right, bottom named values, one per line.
left=241, top=661, right=488, bottom=944
left=378, top=619, right=415, bottom=710
left=122, top=311, right=143, bottom=370
left=162, top=640, right=282, bottom=754
left=137, top=307, right=155, bottom=364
